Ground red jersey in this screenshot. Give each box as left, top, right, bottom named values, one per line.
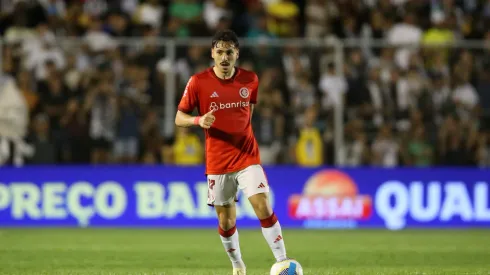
left=177, top=67, right=261, bottom=175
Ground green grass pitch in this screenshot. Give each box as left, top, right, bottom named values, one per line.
left=0, top=228, right=489, bottom=275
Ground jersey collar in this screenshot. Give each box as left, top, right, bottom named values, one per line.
left=209, top=66, right=239, bottom=83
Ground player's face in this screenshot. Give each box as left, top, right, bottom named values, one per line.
left=211, top=41, right=239, bottom=74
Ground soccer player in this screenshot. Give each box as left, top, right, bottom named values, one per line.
left=175, top=30, right=289, bottom=275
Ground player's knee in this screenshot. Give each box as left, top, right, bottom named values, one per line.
left=218, top=217, right=236, bottom=231
left=216, top=206, right=236, bottom=230
left=249, top=193, right=273, bottom=219
left=255, top=203, right=273, bottom=219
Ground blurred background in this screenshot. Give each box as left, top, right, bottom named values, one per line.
left=1, top=3, right=489, bottom=273
left=0, top=0, right=489, bottom=168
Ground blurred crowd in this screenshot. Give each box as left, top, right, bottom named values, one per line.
left=0, top=0, right=489, bottom=167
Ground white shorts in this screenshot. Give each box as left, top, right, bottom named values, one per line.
left=207, top=164, right=270, bottom=206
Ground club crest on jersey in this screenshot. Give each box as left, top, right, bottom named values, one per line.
left=239, top=87, right=249, bottom=99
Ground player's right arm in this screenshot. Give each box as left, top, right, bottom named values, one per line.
left=175, top=110, right=198, bottom=127
left=175, top=76, right=215, bottom=129
left=175, top=109, right=215, bottom=128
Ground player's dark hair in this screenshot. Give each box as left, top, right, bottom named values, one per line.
left=212, top=29, right=239, bottom=49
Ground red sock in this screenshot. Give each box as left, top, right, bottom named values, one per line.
left=218, top=225, right=237, bottom=237
left=260, top=212, right=278, bottom=228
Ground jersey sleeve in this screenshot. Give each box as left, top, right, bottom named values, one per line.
left=178, top=76, right=199, bottom=114
left=250, top=73, right=259, bottom=104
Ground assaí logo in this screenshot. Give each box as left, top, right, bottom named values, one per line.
left=288, top=170, right=372, bottom=225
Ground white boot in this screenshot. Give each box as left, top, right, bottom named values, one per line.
left=233, top=267, right=246, bottom=275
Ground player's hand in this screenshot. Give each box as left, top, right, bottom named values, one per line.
left=199, top=110, right=216, bottom=129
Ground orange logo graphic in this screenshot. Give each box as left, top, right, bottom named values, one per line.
left=288, top=170, right=372, bottom=220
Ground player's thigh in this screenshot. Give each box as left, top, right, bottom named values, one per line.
left=207, top=173, right=238, bottom=207
left=236, top=164, right=270, bottom=198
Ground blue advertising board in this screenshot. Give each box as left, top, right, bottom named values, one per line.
left=0, top=166, right=489, bottom=230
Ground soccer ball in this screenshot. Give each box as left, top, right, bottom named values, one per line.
left=270, top=259, right=303, bottom=275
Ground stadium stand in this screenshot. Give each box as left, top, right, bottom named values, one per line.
left=0, top=0, right=489, bottom=167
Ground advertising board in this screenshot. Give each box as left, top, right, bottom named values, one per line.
left=0, top=166, right=489, bottom=230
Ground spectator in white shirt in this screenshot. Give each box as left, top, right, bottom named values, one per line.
left=386, top=11, right=422, bottom=70
left=371, top=124, right=399, bottom=167
left=203, top=0, right=230, bottom=32
left=319, top=62, right=347, bottom=112
left=452, top=71, right=479, bottom=122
